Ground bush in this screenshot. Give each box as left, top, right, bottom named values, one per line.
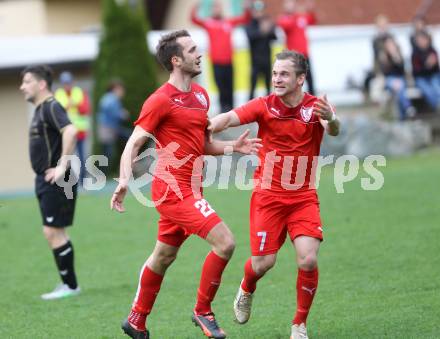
left=93, top=0, right=157, bottom=166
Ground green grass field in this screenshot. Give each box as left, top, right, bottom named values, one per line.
left=1, top=149, right=440, bottom=338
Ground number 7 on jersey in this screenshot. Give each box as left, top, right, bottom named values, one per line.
left=257, top=231, right=267, bottom=251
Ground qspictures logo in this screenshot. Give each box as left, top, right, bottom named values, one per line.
left=54, top=133, right=386, bottom=205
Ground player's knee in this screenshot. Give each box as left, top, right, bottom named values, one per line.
left=213, top=233, right=235, bottom=259
left=43, top=227, right=56, bottom=242
left=298, top=253, right=318, bottom=270
left=253, top=257, right=276, bottom=275
left=156, top=251, right=177, bottom=267
left=218, top=237, right=235, bottom=258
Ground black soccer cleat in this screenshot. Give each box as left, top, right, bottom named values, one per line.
left=191, top=311, right=226, bottom=338
left=121, top=319, right=150, bottom=339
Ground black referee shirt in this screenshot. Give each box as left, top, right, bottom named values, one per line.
left=29, top=97, right=72, bottom=175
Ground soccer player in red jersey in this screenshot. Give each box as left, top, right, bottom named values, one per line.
left=209, top=50, right=340, bottom=339
left=111, top=30, right=261, bottom=339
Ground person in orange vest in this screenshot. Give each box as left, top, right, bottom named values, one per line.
left=55, top=71, right=90, bottom=185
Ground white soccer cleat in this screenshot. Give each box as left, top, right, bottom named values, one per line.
left=233, top=284, right=253, bottom=324
left=41, top=283, right=81, bottom=300
left=290, top=323, right=308, bottom=339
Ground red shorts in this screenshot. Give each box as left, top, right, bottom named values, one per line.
left=249, top=190, right=323, bottom=256
left=155, top=194, right=222, bottom=248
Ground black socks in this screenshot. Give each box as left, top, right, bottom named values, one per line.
left=52, top=241, right=78, bottom=289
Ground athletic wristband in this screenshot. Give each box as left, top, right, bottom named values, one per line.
left=224, top=145, right=234, bottom=155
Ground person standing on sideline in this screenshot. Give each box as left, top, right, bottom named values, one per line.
left=191, top=0, right=251, bottom=112
left=54, top=71, right=90, bottom=185
left=209, top=50, right=340, bottom=339
left=277, top=0, right=317, bottom=94
left=111, top=30, right=261, bottom=339
left=245, top=0, right=277, bottom=100
left=97, top=79, right=130, bottom=169
left=20, top=65, right=81, bottom=300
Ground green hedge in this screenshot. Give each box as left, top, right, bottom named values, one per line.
left=93, top=0, right=157, bottom=165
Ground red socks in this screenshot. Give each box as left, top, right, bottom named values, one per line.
left=194, top=251, right=229, bottom=315
left=293, top=267, right=319, bottom=325
left=241, top=258, right=262, bottom=293
left=129, top=265, right=164, bottom=331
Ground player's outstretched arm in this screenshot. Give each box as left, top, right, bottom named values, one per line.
left=204, top=129, right=262, bottom=156
left=314, top=94, right=340, bottom=136
left=110, top=126, right=150, bottom=212
left=207, top=110, right=242, bottom=143
left=190, top=2, right=205, bottom=27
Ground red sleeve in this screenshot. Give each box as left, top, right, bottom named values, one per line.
left=234, top=98, right=264, bottom=124
left=134, top=93, right=169, bottom=133
left=191, top=6, right=206, bottom=28
left=277, top=15, right=293, bottom=32
left=78, top=91, right=90, bottom=115
left=229, top=9, right=251, bottom=27
left=307, top=12, right=317, bottom=25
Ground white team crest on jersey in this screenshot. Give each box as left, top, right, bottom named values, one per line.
left=300, top=106, right=313, bottom=122
left=194, top=91, right=208, bottom=108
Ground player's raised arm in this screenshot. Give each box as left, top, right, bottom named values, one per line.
left=314, top=94, right=340, bottom=136
left=110, top=126, right=150, bottom=212
left=204, top=129, right=262, bottom=156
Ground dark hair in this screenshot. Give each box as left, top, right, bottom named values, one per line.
left=275, top=50, right=308, bottom=77
left=414, top=30, right=432, bottom=45
left=106, top=78, right=125, bottom=92
left=156, top=30, right=191, bottom=72
left=21, top=65, right=54, bottom=90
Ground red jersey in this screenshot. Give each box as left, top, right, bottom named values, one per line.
left=134, top=82, right=210, bottom=201
left=277, top=12, right=316, bottom=57
left=235, top=93, right=324, bottom=194
left=191, top=8, right=251, bottom=65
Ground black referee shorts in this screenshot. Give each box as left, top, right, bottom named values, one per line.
left=35, top=173, right=78, bottom=228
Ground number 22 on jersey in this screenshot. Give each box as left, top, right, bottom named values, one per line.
left=194, top=199, right=215, bottom=217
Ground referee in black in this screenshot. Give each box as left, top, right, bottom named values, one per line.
left=20, top=65, right=80, bottom=300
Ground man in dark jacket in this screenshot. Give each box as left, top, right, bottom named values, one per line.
left=245, top=0, right=277, bottom=100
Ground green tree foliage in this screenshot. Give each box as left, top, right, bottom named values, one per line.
left=93, top=0, right=157, bottom=158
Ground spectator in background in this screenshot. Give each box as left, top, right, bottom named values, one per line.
left=378, top=36, right=415, bottom=120
left=411, top=30, right=440, bottom=111
left=191, top=0, right=251, bottom=112
left=363, top=14, right=393, bottom=102
left=55, top=71, right=90, bottom=185
left=410, top=16, right=430, bottom=49
left=372, top=15, right=393, bottom=65
left=277, top=0, right=316, bottom=95
left=97, top=79, right=130, bottom=168
left=245, top=0, right=277, bottom=100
